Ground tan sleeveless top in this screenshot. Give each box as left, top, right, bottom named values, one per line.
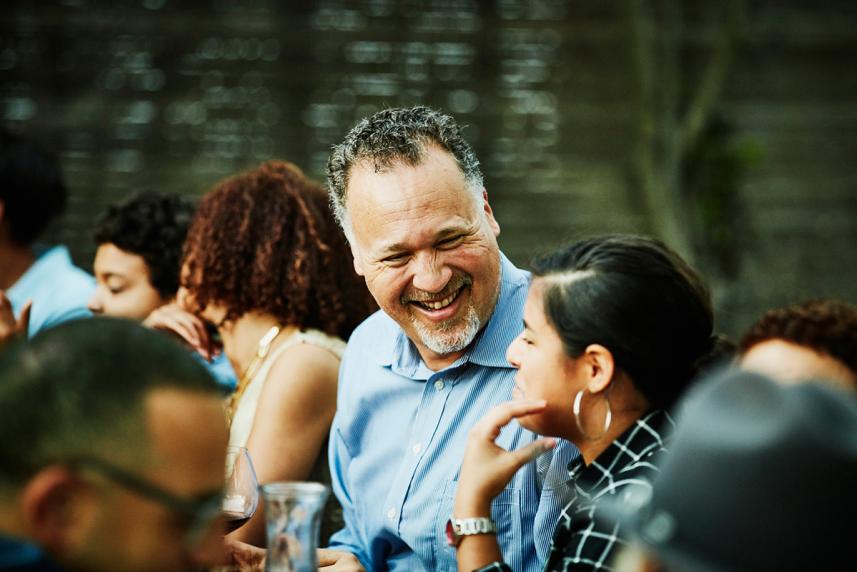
left=227, top=328, right=346, bottom=449
left=227, top=328, right=346, bottom=544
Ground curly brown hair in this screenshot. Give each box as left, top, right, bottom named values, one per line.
left=740, top=299, right=857, bottom=376
left=182, top=160, right=374, bottom=340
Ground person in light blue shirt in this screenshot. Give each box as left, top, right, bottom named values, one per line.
left=323, top=106, right=578, bottom=572
left=0, top=129, right=93, bottom=340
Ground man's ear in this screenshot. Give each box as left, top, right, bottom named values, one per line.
left=20, top=466, right=96, bottom=556
left=481, top=189, right=501, bottom=238
left=349, top=243, right=365, bottom=277
left=582, top=344, right=616, bottom=395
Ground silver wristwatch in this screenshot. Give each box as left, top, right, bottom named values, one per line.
left=445, top=517, right=498, bottom=547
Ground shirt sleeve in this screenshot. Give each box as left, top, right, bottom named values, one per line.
left=325, top=416, right=370, bottom=568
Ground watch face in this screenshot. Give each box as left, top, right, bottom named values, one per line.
left=445, top=518, right=458, bottom=547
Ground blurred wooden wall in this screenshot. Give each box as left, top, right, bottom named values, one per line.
left=2, top=0, right=855, bottom=336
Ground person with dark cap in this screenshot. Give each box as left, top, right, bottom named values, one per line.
left=607, top=370, right=857, bottom=572
left=0, top=129, right=93, bottom=341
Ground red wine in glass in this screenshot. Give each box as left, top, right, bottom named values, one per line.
left=223, top=510, right=251, bottom=533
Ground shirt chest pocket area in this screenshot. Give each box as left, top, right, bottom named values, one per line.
left=434, top=479, right=523, bottom=570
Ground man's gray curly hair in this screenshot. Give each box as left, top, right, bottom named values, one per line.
left=326, top=106, right=484, bottom=239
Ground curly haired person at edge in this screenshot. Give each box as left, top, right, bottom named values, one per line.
left=154, top=161, right=374, bottom=547
left=739, top=298, right=857, bottom=391
left=320, top=107, right=580, bottom=572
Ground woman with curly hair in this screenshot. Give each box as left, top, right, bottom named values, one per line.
left=739, top=298, right=857, bottom=390
left=174, top=160, right=374, bottom=546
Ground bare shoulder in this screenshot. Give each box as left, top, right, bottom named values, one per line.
left=260, top=340, right=341, bottom=404
left=272, top=340, right=341, bottom=377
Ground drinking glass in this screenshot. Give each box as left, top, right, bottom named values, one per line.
left=262, top=482, right=329, bottom=572
left=222, top=446, right=259, bottom=533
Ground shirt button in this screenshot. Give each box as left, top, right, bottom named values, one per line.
left=386, top=508, right=396, bottom=520
left=412, top=443, right=422, bottom=454
left=434, top=380, right=445, bottom=391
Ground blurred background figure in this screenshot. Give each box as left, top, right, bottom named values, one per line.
left=739, top=298, right=857, bottom=390
left=87, top=191, right=236, bottom=390
left=0, top=129, right=93, bottom=340
left=89, top=191, right=193, bottom=320
left=454, top=235, right=725, bottom=572
left=610, top=370, right=857, bottom=572
left=170, top=160, right=374, bottom=546
left=0, top=318, right=229, bottom=572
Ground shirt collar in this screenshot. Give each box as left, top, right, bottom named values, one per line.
left=376, top=252, right=530, bottom=379
left=570, top=409, right=675, bottom=494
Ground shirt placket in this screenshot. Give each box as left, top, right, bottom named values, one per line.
left=381, top=368, right=456, bottom=537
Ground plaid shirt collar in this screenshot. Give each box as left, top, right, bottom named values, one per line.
left=568, top=409, right=675, bottom=499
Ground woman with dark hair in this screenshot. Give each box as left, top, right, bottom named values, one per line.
left=173, top=160, right=374, bottom=546
left=451, top=235, right=726, bottom=572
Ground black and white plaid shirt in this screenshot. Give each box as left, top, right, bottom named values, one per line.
left=475, top=410, right=674, bottom=572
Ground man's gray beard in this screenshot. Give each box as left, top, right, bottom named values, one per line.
left=412, top=302, right=482, bottom=356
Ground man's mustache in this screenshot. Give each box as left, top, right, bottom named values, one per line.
left=401, top=273, right=472, bottom=304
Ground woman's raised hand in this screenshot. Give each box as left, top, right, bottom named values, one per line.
left=454, top=400, right=556, bottom=517
left=143, top=302, right=218, bottom=360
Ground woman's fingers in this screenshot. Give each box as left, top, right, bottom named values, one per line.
left=510, top=437, right=556, bottom=466
left=144, top=304, right=212, bottom=358
left=471, top=400, right=548, bottom=440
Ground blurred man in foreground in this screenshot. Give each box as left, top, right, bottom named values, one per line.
left=0, top=318, right=229, bottom=572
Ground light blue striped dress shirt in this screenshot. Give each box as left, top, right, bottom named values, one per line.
left=327, top=253, right=579, bottom=572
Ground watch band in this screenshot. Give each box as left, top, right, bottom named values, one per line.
left=453, top=517, right=497, bottom=535
left=446, top=517, right=498, bottom=547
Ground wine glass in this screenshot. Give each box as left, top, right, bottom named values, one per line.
left=222, top=446, right=260, bottom=533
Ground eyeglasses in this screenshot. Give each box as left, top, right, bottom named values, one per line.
left=66, top=457, right=224, bottom=549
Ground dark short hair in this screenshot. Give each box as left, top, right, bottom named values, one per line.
left=182, top=160, right=374, bottom=340
left=0, top=318, right=220, bottom=486
left=326, top=106, right=483, bottom=233
left=0, top=129, right=67, bottom=246
left=740, top=299, right=857, bottom=377
left=531, top=235, right=724, bottom=408
left=94, top=191, right=195, bottom=298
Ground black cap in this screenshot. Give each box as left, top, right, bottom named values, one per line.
left=605, top=370, right=857, bottom=571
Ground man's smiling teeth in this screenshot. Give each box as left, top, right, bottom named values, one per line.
left=417, top=292, right=457, bottom=310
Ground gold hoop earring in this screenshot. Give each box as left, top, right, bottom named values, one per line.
left=573, top=389, right=612, bottom=440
